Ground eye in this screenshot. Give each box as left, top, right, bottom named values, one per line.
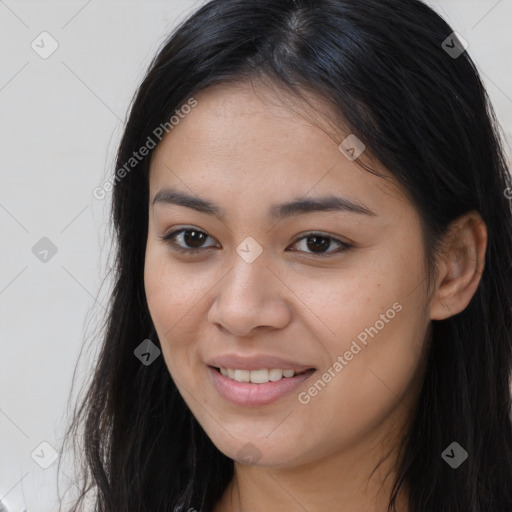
left=158, top=227, right=352, bottom=257
left=158, top=227, right=218, bottom=253
left=288, top=232, right=352, bottom=257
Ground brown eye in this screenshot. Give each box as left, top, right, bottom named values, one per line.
left=159, top=228, right=218, bottom=253
left=306, top=235, right=331, bottom=253
left=158, top=228, right=352, bottom=258
left=289, top=233, right=352, bottom=257
left=182, top=229, right=208, bottom=248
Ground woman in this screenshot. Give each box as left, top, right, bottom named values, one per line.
left=61, top=0, right=512, bottom=511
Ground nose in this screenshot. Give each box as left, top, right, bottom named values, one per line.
left=207, top=251, right=292, bottom=337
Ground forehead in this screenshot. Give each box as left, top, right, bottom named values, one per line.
left=148, top=80, right=408, bottom=219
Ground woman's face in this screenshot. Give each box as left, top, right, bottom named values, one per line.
left=144, top=80, right=432, bottom=468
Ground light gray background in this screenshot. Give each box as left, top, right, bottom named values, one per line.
left=0, top=1, right=511, bottom=511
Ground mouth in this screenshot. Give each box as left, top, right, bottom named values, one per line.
left=212, top=366, right=314, bottom=383
left=207, top=365, right=317, bottom=407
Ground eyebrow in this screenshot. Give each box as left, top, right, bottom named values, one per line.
left=152, top=187, right=376, bottom=220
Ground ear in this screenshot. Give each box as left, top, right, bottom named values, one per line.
left=430, top=211, right=487, bottom=320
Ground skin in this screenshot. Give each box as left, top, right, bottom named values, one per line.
left=144, top=78, right=487, bottom=512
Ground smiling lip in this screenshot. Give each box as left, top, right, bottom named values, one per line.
left=205, top=354, right=316, bottom=407
left=205, top=354, right=315, bottom=372
left=207, top=366, right=316, bottom=406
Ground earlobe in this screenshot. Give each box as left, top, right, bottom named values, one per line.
left=429, top=211, right=487, bottom=320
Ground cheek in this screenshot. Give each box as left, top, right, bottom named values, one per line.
left=144, top=245, right=194, bottom=369
left=294, top=257, right=428, bottom=442
left=296, top=260, right=417, bottom=355
left=144, top=242, right=202, bottom=331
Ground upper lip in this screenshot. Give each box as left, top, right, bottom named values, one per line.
left=205, top=354, right=316, bottom=372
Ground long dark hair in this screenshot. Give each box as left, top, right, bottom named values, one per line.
left=59, top=0, right=512, bottom=510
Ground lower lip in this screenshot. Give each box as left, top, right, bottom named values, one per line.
left=207, top=366, right=316, bottom=407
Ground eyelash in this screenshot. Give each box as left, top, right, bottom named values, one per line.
left=158, top=227, right=352, bottom=258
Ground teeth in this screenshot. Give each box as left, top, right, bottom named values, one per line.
left=234, top=369, right=250, bottom=382
left=269, top=369, right=283, bottom=381
left=249, top=369, right=268, bottom=383
left=218, top=367, right=302, bottom=383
